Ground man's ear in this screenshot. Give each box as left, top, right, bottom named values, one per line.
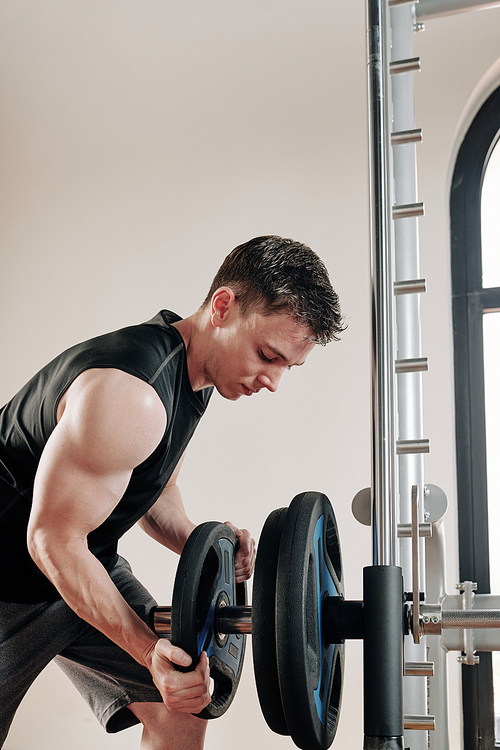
left=210, top=287, right=237, bottom=328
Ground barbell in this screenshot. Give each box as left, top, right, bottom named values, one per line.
left=152, top=491, right=344, bottom=749
left=150, top=490, right=500, bottom=750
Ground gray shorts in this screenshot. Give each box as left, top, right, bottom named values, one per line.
left=0, top=556, right=163, bottom=747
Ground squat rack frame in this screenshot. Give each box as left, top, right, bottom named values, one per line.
left=366, top=0, right=500, bottom=748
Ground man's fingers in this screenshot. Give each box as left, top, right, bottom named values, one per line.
left=151, top=645, right=211, bottom=713
left=224, top=521, right=242, bottom=541
left=224, top=521, right=256, bottom=582
left=154, top=638, right=192, bottom=668
left=196, top=651, right=210, bottom=673
left=162, top=658, right=211, bottom=712
left=162, top=677, right=211, bottom=712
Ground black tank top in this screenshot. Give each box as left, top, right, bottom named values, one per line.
left=0, top=311, right=213, bottom=602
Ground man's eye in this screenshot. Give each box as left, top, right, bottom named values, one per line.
left=259, top=350, right=272, bottom=363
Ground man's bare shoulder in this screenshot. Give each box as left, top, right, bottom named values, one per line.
left=56, top=368, right=167, bottom=470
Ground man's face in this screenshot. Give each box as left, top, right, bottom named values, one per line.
left=206, top=305, right=316, bottom=401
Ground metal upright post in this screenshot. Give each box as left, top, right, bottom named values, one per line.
left=365, top=3, right=500, bottom=748
left=365, top=1, right=404, bottom=747
left=363, top=566, right=405, bottom=750
left=367, top=0, right=397, bottom=570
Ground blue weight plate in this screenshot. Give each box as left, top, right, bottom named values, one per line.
left=276, top=492, right=345, bottom=750
left=171, top=521, right=246, bottom=719
left=252, top=507, right=290, bottom=736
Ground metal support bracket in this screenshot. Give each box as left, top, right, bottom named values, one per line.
left=456, top=582, right=480, bottom=665
left=411, top=484, right=421, bottom=644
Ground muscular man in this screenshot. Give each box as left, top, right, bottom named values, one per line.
left=0, top=235, right=344, bottom=749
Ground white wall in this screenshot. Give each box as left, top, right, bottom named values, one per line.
left=1, top=2, right=500, bottom=749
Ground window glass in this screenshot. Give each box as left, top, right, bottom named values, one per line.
left=452, top=84, right=500, bottom=748
left=481, top=140, right=500, bottom=288
left=484, top=311, right=500, bottom=734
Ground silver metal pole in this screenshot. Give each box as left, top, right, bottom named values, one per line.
left=367, top=0, right=398, bottom=567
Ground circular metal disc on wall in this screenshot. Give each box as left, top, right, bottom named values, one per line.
left=423, top=483, right=448, bottom=523
left=351, top=487, right=372, bottom=526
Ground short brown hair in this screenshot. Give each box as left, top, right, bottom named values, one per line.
left=203, top=236, right=345, bottom=345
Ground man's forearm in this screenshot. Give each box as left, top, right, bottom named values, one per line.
left=138, top=483, right=195, bottom=555
left=29, top=531, right=211, bottom=713
left=29, top=533, right=158, bottom=668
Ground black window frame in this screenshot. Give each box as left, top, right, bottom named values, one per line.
left=451, top=83, right=500, bottom=750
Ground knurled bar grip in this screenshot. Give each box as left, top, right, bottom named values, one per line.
left=441, top=609, right=500, bottom=629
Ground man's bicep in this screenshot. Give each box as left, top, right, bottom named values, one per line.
left=29, top=369, right=167, bottom=543
left=29, top=419, right=133, bottom=544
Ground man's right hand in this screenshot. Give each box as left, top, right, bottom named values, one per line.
left=146, top=639, right=212, bottom=713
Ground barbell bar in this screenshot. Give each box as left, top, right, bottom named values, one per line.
left=154, top=601, right=500, bottom=639
left=152, top=605, right=252, bottom=636
left=153, top=600, right=500, bottom=644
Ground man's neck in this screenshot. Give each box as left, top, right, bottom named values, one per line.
left=172, top=311, right=213, bottom=392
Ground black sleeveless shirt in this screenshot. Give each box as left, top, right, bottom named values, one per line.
left=0, top=311, right=213, bottom=602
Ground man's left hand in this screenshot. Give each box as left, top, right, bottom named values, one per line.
left=224, top=521, right=256, bottom=583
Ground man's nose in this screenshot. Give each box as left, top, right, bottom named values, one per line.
left=257, top=366, right=284, bottom=393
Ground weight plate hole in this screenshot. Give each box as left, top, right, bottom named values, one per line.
left=196, top=546, right=219, bottom=626
left=326, top=519, right=342, bottom=584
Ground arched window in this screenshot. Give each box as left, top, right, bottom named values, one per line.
left=451, top=83, right=500, bottom=749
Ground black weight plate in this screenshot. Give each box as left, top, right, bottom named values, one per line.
left=252, top=507, right=290, bottom=736
left=276, top=492, right=345, bottom=750
left=171, top=522, right=247, bottom=719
